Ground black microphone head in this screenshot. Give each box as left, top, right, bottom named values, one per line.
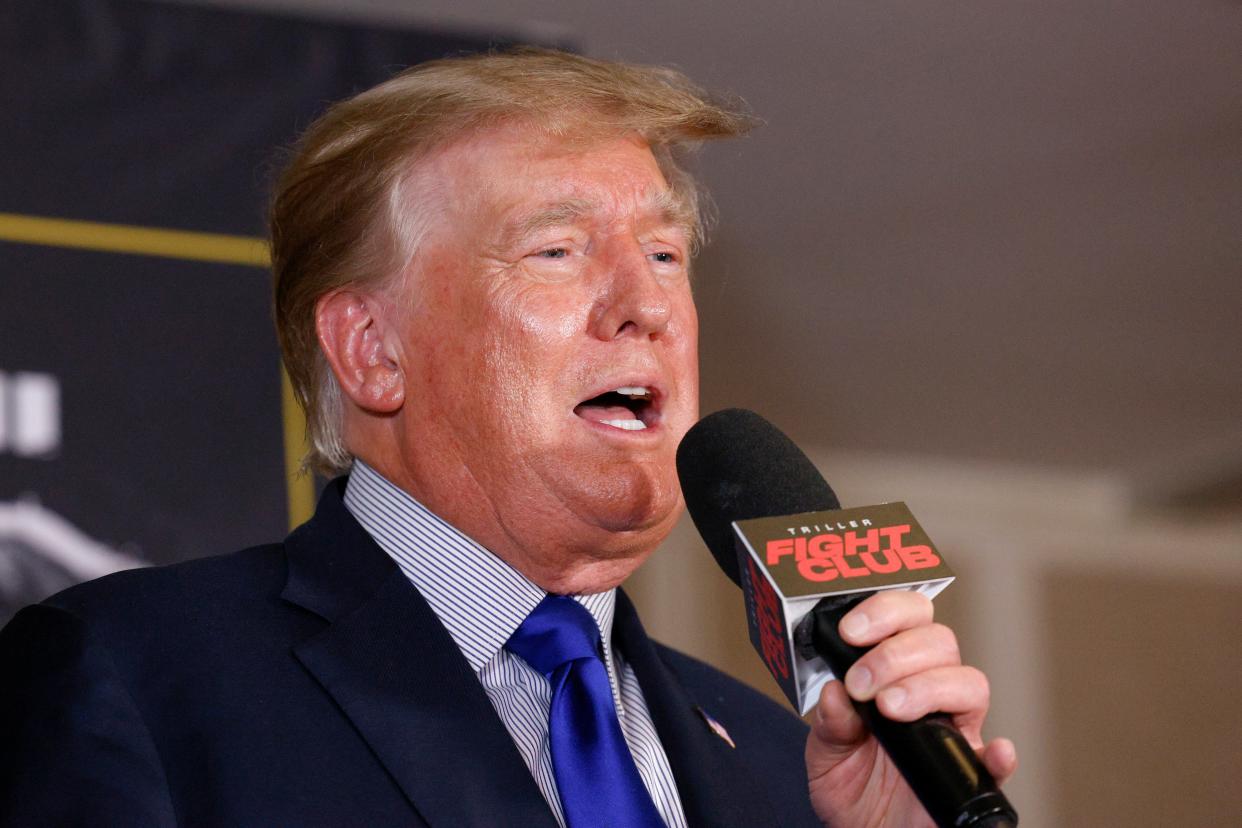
left=676, top=408, right=840, bottom=587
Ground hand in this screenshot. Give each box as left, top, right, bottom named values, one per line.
left=804, top=591, right=1017, bottom=827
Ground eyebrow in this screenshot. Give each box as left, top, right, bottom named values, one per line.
left=500, top=190, right=696, bottom=250
left=503, top=198, right=597, bottom=247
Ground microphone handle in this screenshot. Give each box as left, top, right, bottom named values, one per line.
left=798, top=593, right=1019, bottom=828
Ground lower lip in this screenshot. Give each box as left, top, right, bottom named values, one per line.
left=574, top=414, right=663, bottom=439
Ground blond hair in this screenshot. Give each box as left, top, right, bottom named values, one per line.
left=270, top=47, right=753, bottom=475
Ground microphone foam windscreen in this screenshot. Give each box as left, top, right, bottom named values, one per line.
left=676, top=408, right=840, bottom=586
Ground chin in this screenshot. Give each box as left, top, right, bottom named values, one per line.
left=536, top=527, right=670, bottom=595
left=566, top=464, right=681, bottom=534
left=501, top=468, right=685, bottom=594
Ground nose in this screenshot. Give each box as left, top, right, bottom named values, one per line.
left=588, top=241, right=674, bottom=341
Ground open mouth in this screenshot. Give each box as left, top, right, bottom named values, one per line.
left=573, top=385, right=658, bottom=432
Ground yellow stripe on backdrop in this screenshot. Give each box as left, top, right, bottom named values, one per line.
left=0, top=212, right=270, bottom=267
left=0, top=211, right=311, bottom=529
left=282, top=369, right=316, bottom=529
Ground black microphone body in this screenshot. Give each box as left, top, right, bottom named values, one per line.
left=799, top=593, right=1016, bottom=828
left=677, top=409, right=1018, bottom=828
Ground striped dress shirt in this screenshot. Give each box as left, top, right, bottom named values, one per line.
left=343, top=461, right=688, bottom=828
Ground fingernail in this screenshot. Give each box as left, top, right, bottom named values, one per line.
left=880, top=686, right=907, bottom=713
left=840, top=612, right=869, bottom=640
left=845, top=665, right=872, bottom=697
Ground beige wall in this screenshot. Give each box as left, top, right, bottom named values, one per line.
left=626, top=449, right=1242, bottom=828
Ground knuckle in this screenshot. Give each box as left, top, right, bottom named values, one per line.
left=930, top=623, right=960, bottom=658
left=867, top=649, right=895, bottom=681
left=905, top=589, right=934, bottom=612
left=964, top=665, right=991, bottom=705
left=868, top=590, right=932, bottom=630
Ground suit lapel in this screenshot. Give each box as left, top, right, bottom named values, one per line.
left=615, top=590, right=783, bottom=828
left=281, top=480, right=557, bottom=828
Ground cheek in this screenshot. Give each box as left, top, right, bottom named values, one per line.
left=400, top=294, right=501, bottom=426
left=671, top=300, right=701, bottom=394
left=490, top=283, right=588, bottom=369
left=473, top=291, right=585, bottom=423
left=503, top=277, right=588, bottom=342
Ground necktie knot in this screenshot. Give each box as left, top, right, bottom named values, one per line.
left=505, top=595, right=602, bottom=678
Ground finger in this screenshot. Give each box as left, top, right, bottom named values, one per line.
left=871, top=664, right=990, bottom=729
left=981, top=737, right=1018, bottom=786
left=838, top=590, right=934, bottom=647
left=843, top=622, right=960, bottom=702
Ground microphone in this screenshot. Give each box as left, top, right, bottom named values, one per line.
left=676, top=408, right=1018, bottom=828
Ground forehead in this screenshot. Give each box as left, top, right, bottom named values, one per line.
left=416, top=124, right=684, bottom=228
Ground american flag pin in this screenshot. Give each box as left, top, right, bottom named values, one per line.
left=695, top=706, right=736, bottom=749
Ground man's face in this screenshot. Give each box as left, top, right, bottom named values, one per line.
left=371, top=126, right=700, bottom=592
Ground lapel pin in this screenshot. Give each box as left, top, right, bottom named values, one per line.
left=694, top=706, right=736, bottom=749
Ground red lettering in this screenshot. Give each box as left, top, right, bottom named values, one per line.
left=766, top=538, right=795, bottom=566
left=879, top=524, right=911, bottom=548
left=896, top=545, right=941, bottom=570
left=844, top=528, right=880, bottom=556
left=790, top=523, right=942, bottom=582
left=747, top=558, right=789, bottom=679
left=859, top=549, right=903, bottom=574
left=797, top=557, right=839, bottom=582
left=807, top=533, right=842, bottom=559
left=833, top=553, right=872, bottom=577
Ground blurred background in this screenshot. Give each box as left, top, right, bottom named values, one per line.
left=2, top=1, right=1239, bottom=825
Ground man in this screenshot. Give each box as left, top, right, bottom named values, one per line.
left=0, top=49, right=1014, bottom=826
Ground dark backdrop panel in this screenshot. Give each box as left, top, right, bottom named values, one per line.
left=0, top=0, right=503, bottom=623
left=2, top=0, right=502, bottom=235
left=1, top=243, right=282, bottom=561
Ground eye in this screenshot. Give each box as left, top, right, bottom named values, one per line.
left=649, top=251, right=677, bottom=264
left=535, top=247, right=570, bottom=259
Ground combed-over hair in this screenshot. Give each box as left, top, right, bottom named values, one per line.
left=270, top=47, right=753, bottom=475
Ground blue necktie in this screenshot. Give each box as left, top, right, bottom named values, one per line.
left=505, top=595, right=666, bottom=828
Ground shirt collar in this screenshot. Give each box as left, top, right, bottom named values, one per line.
left=343, top=461, right=622, bottom=697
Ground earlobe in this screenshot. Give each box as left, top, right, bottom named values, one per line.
left=315, top=290, right=405, bottom=414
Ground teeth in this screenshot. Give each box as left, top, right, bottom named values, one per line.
left=614, top=386, right=652, bottom=399
left=602, top=418, right=648, bottom=431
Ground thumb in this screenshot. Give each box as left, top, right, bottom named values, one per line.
left=806, top=679, right=869, bottom=779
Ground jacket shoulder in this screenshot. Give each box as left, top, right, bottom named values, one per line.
left=27, top=544, right=298, bottom=662
left=43, top=543, right=288, bottom=619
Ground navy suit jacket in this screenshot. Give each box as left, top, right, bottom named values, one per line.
left=0, top=480, right=821, bottom=826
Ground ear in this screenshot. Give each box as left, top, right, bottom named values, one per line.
left=315, top=290, right=405, bottom=414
